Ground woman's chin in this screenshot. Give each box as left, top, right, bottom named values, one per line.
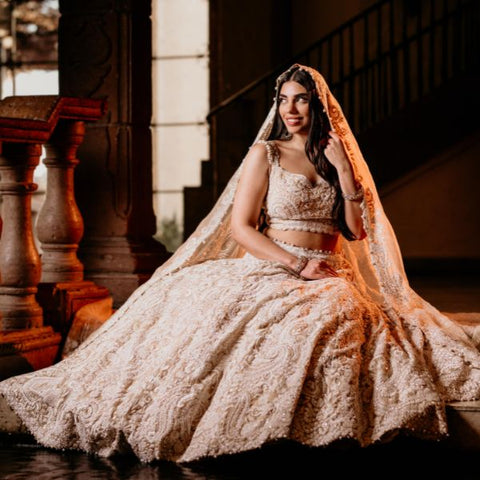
left=285, top=127, right=308, bottom=136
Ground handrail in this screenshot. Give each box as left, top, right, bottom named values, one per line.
left=207, top=0, right=394, bottom=120
left=0, top=95, right=111, bottom=374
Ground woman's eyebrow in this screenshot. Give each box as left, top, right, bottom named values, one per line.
left=278, top=93, right=309, bottom=98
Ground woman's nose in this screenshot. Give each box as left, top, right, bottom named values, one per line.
left=287, top=100, right=297, bottom=113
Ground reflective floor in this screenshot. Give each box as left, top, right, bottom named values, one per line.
left=1, top=435, right=480, bottom=480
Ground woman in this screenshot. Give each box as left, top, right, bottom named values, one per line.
left=232, top=66, right=366, bottom=279
left=0, top=64, right=479, bottom=464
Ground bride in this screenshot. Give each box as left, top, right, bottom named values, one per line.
left=1, top=64, right=479, bottom=463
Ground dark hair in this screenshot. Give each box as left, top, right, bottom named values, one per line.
left=267, top=66, right=356, bottom=241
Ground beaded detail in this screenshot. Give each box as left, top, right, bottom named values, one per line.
left=342, top=185, right=364, bottom=202
left=269, top=236, right=340, bottom=255
left=258, top=140, right=339, bottom=235
left=3, top=240, right=479, bottom=464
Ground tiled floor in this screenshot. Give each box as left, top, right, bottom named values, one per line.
left=1, top=274, right=479, bottom=479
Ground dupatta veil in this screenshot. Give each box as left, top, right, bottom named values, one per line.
left=150, top=64, right=471, bottom=343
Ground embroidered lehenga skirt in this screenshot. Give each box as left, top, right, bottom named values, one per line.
left=1, top=239, right=479, bottom=463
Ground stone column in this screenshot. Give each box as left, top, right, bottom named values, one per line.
left=58, top=0, right=169, bottom=306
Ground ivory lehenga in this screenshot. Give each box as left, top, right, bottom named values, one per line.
left=1, top=65, right=479, bottom=463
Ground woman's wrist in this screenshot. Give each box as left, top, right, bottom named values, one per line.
left=342, top=184, right=364, bottom=202
left=292, top=256, right=308, bottom=275
left=335, top=158, right=353, bottom=175
left=283, top=255, right=308, bottom=276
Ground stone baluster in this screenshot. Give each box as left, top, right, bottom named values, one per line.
left=36, top=120, right=85, bottom=282
left=0, top=143, right=43, bottom=330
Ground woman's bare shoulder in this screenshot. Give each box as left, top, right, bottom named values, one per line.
left=244, top=142, right=271, bottom=169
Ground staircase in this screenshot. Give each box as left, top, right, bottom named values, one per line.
left=184, top=0, right=480, bottom=239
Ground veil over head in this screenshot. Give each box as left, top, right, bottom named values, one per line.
left=151, top=64, right=470, bottom=333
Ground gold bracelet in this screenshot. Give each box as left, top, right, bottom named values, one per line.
left=342, top=185, right=364, bottom=202
left=292, top=255, right=308, bottom=275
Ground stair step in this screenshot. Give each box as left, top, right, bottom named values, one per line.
left=447, top=401, right=480, bottom=450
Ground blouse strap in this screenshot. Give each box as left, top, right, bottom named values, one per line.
left=255, top=140, right=279, bottom=166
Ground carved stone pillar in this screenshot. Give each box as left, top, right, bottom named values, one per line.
left=0, top=143, right=43, bottom=330
left=58, top=0, right=169, bottom=306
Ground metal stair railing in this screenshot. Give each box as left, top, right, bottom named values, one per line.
left=207, top=0, right=479, bottom=196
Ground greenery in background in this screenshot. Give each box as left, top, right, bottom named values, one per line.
left=157, top=215, right=182, bottom=253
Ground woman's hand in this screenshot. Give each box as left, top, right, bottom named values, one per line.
left=299, top=259, right=338, bottom=280
left=324, top=130, right=350, bottom=170
left=324, top=130, right=366, bottom=240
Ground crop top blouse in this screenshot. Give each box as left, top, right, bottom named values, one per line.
left=258, top=140, right=340, bottom=235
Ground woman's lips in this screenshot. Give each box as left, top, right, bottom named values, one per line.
left=285, top=117, right=302, bottom=126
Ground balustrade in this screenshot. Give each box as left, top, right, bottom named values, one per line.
left=0, top=95, right=110, bottom=378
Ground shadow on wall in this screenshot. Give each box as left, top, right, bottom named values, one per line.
left=381, top=131, right=480, bottom=265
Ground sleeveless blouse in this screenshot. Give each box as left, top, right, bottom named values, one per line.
left=259, top=140, right=339, bottom=235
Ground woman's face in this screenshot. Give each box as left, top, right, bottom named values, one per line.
left=278, top=80, right=311, bottom=136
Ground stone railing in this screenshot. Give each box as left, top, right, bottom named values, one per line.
left=0, top=95, right=110, bottom=378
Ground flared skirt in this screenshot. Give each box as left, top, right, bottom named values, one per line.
left=1, top=240, right=479, bottom=462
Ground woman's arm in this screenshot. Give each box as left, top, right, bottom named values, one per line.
left=336, top=161, right=367, bottom=240
left=231, top=144, right=300, bottom=271
left=324, top=131, right=366, bottom=240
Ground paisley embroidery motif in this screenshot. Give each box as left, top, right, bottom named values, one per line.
left=1, top=238, right=479, bottom=463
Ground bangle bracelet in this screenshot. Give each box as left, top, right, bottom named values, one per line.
left=292, top=255, right=308, bottom=275
left=342, top=185, right=364, bottom=202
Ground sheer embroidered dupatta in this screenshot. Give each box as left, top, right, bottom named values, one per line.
left=149, top=64, right=473, bottom=344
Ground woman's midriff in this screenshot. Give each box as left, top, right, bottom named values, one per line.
left=264, top=227, right=340, bottom=252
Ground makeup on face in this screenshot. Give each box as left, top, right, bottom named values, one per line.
left=278, top=81, right=311, bottom=135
